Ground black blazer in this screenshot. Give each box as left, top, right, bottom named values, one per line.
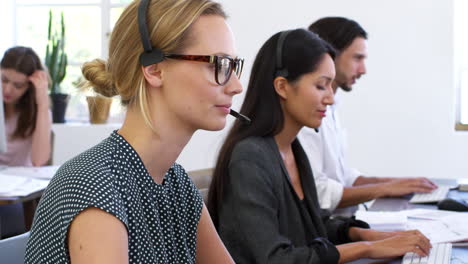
left=217, top=136, right=367, bottom=264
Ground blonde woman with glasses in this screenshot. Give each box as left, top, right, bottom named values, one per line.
left=25, top=0, right=242, bottom=263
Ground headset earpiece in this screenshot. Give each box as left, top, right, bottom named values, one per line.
left=139, top=50, right=165, bottom=66
left=138, top=0, right=165, bottom=66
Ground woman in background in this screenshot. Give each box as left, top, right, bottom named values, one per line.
left=208, top=29, right=431, bottom=264
left=26, top=0, right=241, bottom=263
left=0, top=46, right=51, bottom=167
left=0, top=46, right=51, bottom=239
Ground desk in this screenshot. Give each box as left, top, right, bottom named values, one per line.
left=0, top=166, right=56, bottom=238
left=347, top=178, right=468, bottom=264
left=0, top=190, right=43, bottom=233
left=370, top=178, right=468, bottom=212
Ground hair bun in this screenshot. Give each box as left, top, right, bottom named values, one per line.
left=81, top=59, right=118, bottom=97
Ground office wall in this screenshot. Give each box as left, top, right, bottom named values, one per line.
left=180, top=0, right=468, bottom=179
left=0, top=0, right=14, bottom=53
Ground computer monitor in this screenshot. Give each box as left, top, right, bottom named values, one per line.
left=0, top=80, right=7, bottom=153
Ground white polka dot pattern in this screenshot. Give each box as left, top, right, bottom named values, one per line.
left=24, top=131, right=203, bottom=263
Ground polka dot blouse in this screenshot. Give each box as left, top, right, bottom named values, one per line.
left=25, top=131, right=203, bottom=263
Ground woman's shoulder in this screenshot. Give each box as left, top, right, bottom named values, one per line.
left=25, top=136, right=131, bottom=264
left=54, top=136, right=116, bottom=178
left=229, top=136, right=282, bottom=181
left=37, top=135, right=131, bottom=226
left=231, top=136, right=276, bottom=162
left=168, top=163, right=191, bottom=186
left=165, top=163, right=204, bottom=222
left=53, top=131, right=132, bottom=178
left=44, top=135, right=123, bottom=205
left=168, top=163, right=201, bottom=197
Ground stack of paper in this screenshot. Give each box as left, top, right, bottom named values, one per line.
left=355, top=211, right=408, bottom=231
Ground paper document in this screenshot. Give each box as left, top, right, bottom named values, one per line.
left=355, top=211, right=407, bottom=231
left=0, top=165, right=59, bottom=180
left=0, top=167, right=54, bottom=197
left=0, top=178, right=49, bottom=197
left=403, top=208, right=460, bottom=220
left=357, top=209, right=468, bottom=244
left=407, top=217, right=468, bottom=244
left=0, top=174, right=29, bottom=194
left=402, top=209, right=468, bottom=244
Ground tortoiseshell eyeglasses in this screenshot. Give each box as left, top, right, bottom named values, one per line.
left=164, top=54, right=244, bottom=86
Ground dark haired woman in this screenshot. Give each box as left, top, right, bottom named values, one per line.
left=208, top=29, right=431, bottom=263
left=0, top=46, right=51, bottom=166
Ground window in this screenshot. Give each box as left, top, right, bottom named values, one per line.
left=13, top=0, right=131, bottom=122
left=455, top=0, right=468, bottom=130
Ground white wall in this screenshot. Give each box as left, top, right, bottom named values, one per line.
left=180, top=0, right=468, bottom=179
left=0, top=0, right=15, bottom=53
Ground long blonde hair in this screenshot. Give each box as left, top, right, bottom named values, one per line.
left=81, top=0, right=226, bottom=129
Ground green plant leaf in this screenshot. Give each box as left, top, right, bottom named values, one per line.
left=47, top=10, right=52, bottom=40
left=45, top=10, right=67, bottom=94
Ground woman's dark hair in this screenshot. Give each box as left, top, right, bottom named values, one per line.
left=208, top=29, right=336, bottom=227
left=309, top=17, right=367, bottom=52
left=1, top=46, right=44, bottom=139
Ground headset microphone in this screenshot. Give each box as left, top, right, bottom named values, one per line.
left=229, top=109, right=251, bottom=125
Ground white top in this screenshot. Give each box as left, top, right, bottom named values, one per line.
left=298, top=95, right=361, bottom=215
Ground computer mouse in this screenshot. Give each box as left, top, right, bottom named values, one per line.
left=437, top=198, right=468, bottom=212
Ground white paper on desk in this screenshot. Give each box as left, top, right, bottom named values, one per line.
left=0, top=165, right=59, bottom=180
left=5, top=178, right=50, bottom=196
left=0, top=174, right=29, bottom=194
left=440, top=214, right=468, bottom=235
left=355, top=211, right=407, bottom=231
left=0, top=173, right=50, bottom=197
left=407, top=217, right=468, bottom=244
left=403, top=208, right=460, bottom=220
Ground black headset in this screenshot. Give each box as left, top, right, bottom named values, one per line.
left=138, top=0, right=165, bottom=66
left=275, top=30, right=292, bottom=78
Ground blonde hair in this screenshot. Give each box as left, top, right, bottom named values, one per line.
left=81, top=0, right=226, bottom=129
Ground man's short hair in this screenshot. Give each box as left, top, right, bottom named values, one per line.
left=308, top=17, right=367, bottom=52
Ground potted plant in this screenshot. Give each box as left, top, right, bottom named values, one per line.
left=45, top=10, right=68, bottom=123
left=73, top=77, right=113, bottom=124
left=86, top=95, right=113, bottom=124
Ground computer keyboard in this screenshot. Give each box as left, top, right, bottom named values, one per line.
left=402, top=243, right=452, bottom=264
left=409, top=186, right=450, bottom=204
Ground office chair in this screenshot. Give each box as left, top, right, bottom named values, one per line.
left=0, top=231, right=30, bottom=264
left=187, top=168, right=214, bottom=204
left=0, top=203, right=26, bottom=239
